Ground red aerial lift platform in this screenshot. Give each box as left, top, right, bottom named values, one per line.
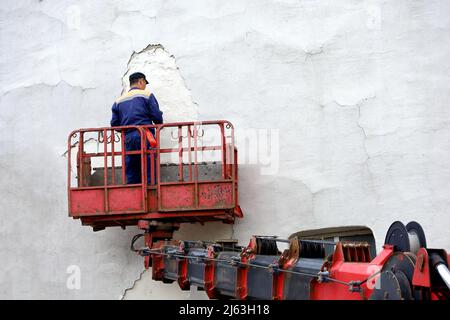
left=68, top=120, right=243, bottom=264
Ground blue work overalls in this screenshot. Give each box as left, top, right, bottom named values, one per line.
left=110, top=88, right=163, bottom=184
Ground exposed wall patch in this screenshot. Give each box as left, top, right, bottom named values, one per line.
left=122, top=44, right=198, bottom=123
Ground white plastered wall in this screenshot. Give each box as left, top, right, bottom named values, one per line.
left=0, top=0, right=449, bottom=299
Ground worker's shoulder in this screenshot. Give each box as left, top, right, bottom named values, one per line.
left=115, top=89, right=152, bottom=103
left=131, top=89, right=152, bottom=97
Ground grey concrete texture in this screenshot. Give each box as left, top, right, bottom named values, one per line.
left=1, top=0, right=450, bottom=299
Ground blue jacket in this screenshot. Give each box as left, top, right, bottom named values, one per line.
left=110, top=88, right=163, bottom=136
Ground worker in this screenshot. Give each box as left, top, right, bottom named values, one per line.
left=110, top=72, right=163, bottom=184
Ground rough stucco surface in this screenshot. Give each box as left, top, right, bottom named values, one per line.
left=1, top=0, right=450, bottom=299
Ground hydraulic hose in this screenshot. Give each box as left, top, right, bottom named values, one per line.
left=430, top=253, right=450, bottom=290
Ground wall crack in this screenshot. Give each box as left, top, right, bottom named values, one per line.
left=120, top=268, right=146, bottom=300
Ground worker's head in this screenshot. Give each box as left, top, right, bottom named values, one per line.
left=129, top=72, right=149, bottom=90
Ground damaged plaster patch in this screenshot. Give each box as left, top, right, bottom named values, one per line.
left=122, top=44, right=198, bottom=122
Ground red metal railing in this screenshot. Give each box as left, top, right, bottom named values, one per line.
left=67, top=120, right=240, bottom=223
left=154, top=121, right=235, bottom=211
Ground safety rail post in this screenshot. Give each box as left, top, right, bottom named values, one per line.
left=156, top=126, right=162, bottom=210
left=230, top=123, right=236, bottom=207
left=103, top=128, right=109, bottom=213
left=187, top=125, right=192, bottom=181
left=225, top=139, right=232, bottom=178
left=140, top=127, right=148, bottom=212
left=234, top=146, right=238, bottom=211
left=67, top=131, right=74, bottom=216
left=121, top=130, right=126, bottom=184
left=194, top=124, right=199, bottom=208
left=79, top=131, right=84, bottom=187
left=142, top=124, right=158, bottom=186
left=111, top=129, right=116, bottom=185
left=149, top=140, right=155, bottom=186
left=220, top=123, right=226, bottom=179
left=178, top=126, right=183, bottom=182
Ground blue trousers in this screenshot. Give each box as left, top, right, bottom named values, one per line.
left=125, top=132, right=156, bottom=185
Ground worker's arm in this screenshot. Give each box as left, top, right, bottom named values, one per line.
left=147, top=94, right=163, bottom=124
left=110, top=102, right=121, bottom=127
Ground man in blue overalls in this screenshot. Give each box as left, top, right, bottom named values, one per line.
left=110, top=72, right=163, bottom=184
